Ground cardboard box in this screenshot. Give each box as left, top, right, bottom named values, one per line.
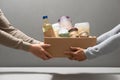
left=44, top=37, right=96, bottom=57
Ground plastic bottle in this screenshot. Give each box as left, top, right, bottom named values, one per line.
left=58, top=16, right=73, bottom=30
left=58, top=16, right=73, bottom=37
left=42, top=16, right=55, bottom=37
left=58, top=16, right=79, bottom=38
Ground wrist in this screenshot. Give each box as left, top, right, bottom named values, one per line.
left=81, top=49, right=87, bottom=60
left=82, top=51, right=87, bottom=60
left=28, top=44, right=34, bottom=52
left=20, top=41, right=32, bottom=51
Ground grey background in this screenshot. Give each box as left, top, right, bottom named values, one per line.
left=0, top=0, right=120, bottom=67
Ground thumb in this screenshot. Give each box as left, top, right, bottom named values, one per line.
left=70, top=46, right=80, bottom=51
left=41, top=44, right=51, bottom=48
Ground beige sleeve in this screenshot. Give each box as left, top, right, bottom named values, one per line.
left=0, top=30, right=31, bottom=51
left=0, top=9, right=40, bottom=44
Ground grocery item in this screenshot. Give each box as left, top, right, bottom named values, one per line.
left=75, top=22, right=90, bottom=37
left=42, top=16, right=55, bottom=37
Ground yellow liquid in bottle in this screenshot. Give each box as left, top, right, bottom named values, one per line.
left=43, top=23, right=55, bottom=37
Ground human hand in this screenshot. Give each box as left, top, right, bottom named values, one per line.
left=29, top=42, right=53, bottom=60
left=65, top=47, right=87, bottom=61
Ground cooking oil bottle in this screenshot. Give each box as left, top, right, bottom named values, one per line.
left=42, top=16, right=55, bottom=37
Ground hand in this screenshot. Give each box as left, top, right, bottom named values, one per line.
left=29, top=42, right=53, bottom=60
left=65, top=47, right=87, bottom=61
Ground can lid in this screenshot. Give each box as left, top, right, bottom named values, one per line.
left=43, top=16, right=48, bottom=19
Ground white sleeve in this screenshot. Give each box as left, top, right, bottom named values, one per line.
left=84, top=33, right=120, bottom=59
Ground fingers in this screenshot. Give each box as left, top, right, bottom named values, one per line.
left=37, top=43, right=52, bottom=60
left=64, top=48, right=86, bottom=61
left=41, top=48, right=53, bottom=58
left=41, top=44, right=51, bottom=48
left=40, top=44, right=53, bottom=58
left=38, top=48, right=52, bottom=60
left=29, top=44, right=53, bottom=60
left=64, top=51, right=74, bottom=56
left=39, top=53, right=49, bottom=60
left=70, top=47, right=80, bottom=51
left=30, top=48, right=49, bottom=60
left=64, top=51, right=75, bottom=60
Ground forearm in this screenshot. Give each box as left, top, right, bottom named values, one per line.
left=97, top=24, right=120, bottom=44
left=85, top=33, right=120, bottom=59
left=0, top=30, right=31, bottom=51
left=0, top=9, right=40, bottom=44
left=7, top=26, right=40, bottom=44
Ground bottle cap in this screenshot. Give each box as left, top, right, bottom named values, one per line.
left=43, top=16, right=48, bottom=19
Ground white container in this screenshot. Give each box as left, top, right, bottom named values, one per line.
left=74, top=22, right=90, bottom=37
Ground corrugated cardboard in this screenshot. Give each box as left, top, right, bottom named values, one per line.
left=44, top=37, right=96, bottom=57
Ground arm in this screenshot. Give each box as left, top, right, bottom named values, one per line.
left=0, top=29, right=30, bottom=51
left=0, top=9, right=40, bottom=44
left=97, top=24, right=120, bottom=44
left=0, top=9, right=52, bottom=60
left=0, top=30, right=52, bottom=60
left=65, top=33, right=120, bottom=61
left=65, top=24, right=120, bottom=61
left=85, top=32, right=120, bottom=59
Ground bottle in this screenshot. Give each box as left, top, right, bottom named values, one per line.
left=58, top=16, right=73, bottom=37
left=42, top=16, right=55, bottom=37
left=58, top=16, right=73, bottom=30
